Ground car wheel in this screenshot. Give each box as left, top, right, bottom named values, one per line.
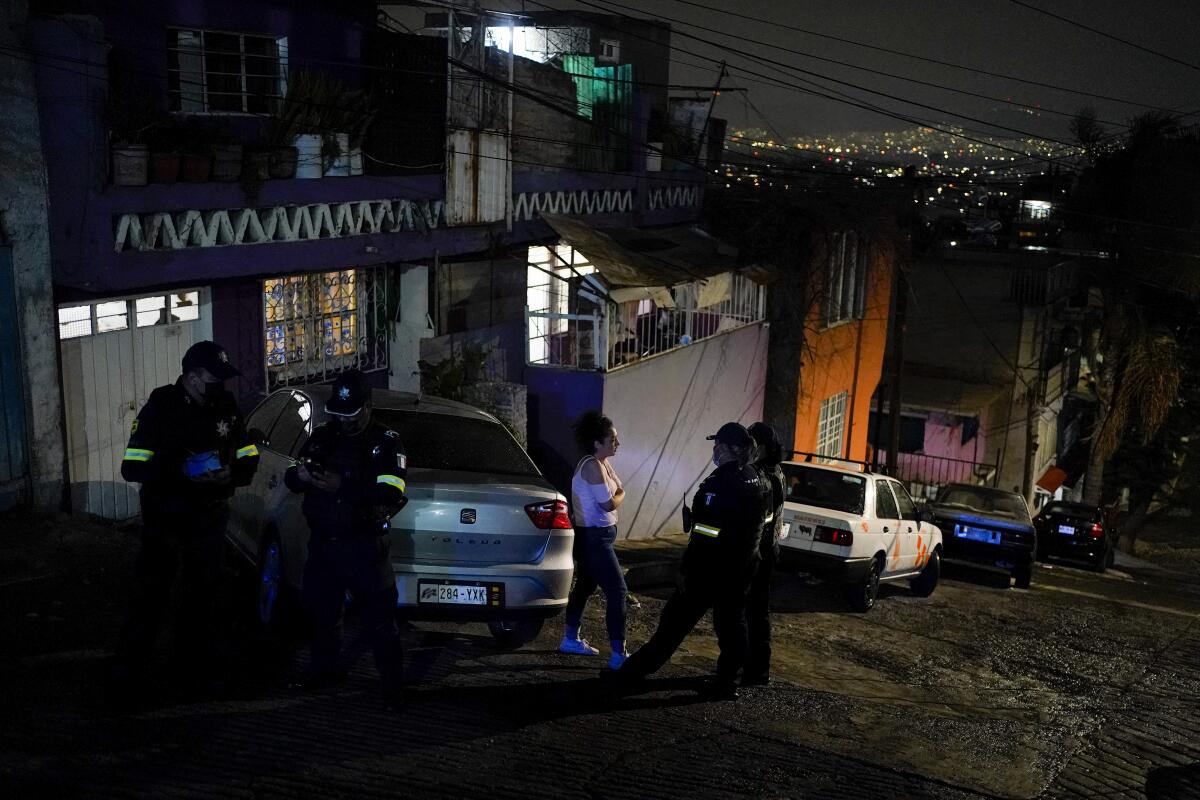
left=256, top=531, right=288, bottom=629
left=848, top=557, right=881, bottom=612
left=910, top=550, right=941, bottom=598
left=1013, top=564, right=1033, bottom=590
left=487, top=617, right=544, bottom=648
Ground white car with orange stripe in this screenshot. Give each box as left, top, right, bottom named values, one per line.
left=777, top=457, right=943, bottom=611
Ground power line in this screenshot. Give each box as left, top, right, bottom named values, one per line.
left=661, top=0, right=1184, bottom=113
left=1008, top=0, right=1200, bottom=74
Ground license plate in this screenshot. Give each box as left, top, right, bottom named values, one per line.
left=954, top=525, right=1001, bottom=545
left=1058, top=524, right=1076, bottom=535
left=417, top=580, right=503, bottom=606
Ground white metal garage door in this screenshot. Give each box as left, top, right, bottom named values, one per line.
left=58, top=289, right=211, bottom=519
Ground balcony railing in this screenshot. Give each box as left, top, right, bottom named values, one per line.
left=526, top=272, right=766, bottom=372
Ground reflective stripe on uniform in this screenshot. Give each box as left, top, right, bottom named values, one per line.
left=236, top=444, right=260, bottom=459
left=692, top=523, right=720, bottom=538
left=377, top=474, right=406, bottom=493
left=123, top=448, right=154, bottom=462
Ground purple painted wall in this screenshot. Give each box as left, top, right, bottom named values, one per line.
left=524, top=367, right=604, bottom=500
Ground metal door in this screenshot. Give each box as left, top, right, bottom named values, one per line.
left=59, top=289, right=211, bottom=519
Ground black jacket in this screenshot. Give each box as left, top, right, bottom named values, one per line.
left=120, top=379, right=259, bottom=513
left=754, top=460, right=786, bottom=556
left=284, top=420, right=408, bottom=539
left=682, top=460, right=767, bottom=587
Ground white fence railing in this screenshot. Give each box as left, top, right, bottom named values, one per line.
left=526, top=271, right=765, bottom=372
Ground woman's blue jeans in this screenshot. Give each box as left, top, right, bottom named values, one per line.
left=565, top=525, right=627, bottom=641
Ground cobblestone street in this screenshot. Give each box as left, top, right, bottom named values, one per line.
left=2, top=515, right=1198, bottom=798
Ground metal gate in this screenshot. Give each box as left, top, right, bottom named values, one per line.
left=0, top=247, right=28, bottom=506
left=58, top=289, right=211, bottom=519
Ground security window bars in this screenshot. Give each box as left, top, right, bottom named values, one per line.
left=816, top=391, right=848, bottom=459
left=58, top=291, right=201, bottom=340
left=168, top=29, right=287, bottom=114
left=263, top=268, right=389, bottom=390
left=526, top=245, right=598, bottom=368
left=824, top=231, right=867, bottom=327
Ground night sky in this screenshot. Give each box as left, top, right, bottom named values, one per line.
left=394, top=0, right=1200, bottom=140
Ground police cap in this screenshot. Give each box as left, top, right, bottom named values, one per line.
left=182, top=340, right=240, bottom=380
left=326, top=369, right=371, bottom=416
left=706, top=421, right=753, bottom=449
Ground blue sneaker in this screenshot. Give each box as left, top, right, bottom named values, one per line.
left=559, top=637, right=599, bottom=655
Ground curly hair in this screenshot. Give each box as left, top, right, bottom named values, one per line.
left=573, top=409, right=614, bottom=455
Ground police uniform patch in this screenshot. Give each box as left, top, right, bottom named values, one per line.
left=372, top=445, right=382, bottom=457
left=385, top=430, right=400, bottom=439
left=216, top=420, right=231, bottom=437
left=397, top=453, right=407, bottom=470
left=705, top=492, right=716, bottom=505
left=130, top=419, right=139, bottom=434
left=338, top=386, right=351, bottom=400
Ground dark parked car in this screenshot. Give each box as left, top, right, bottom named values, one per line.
left=1034, top=501, right=1118, bottom=572
left=924, top=483, right=1036, bottom=588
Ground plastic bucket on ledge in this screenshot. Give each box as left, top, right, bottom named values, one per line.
left=293, top=134, right=323, bottom=179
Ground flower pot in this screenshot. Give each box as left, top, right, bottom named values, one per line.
left=323, top=132, right=351, bottom=177
left=292, top=134, right=323, bottom=179
left=182, top=152, right=213, bottom=182
left=268, top=146, right=298, bottom=179
left=244, top=149, right=271, bottom=181
left=150, top=151, right=180, bottom=183
left=212, top=144, right=243, bottom=181
left=111, top=144, right=148, bottom=186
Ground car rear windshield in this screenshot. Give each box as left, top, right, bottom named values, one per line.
left=781, top=464, right=866, bottom=515
left=936, top=486, right=1030, bottom=521
left=373, top=410, right=541, bottom=477
left=1041, top=502, right=1098, bottom=520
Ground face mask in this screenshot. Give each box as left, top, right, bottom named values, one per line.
left=193, top=376, right=222, bottom=404
left=712, top=450, right=721, bottom=467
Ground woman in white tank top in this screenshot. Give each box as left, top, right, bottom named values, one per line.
left=560, top=410, right=629, bottom=668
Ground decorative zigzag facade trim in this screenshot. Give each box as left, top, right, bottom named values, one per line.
left=511, top=189, right=634, bottom=221
left=113, top=198, right=446, bottom=253
left=647, top=186, right=700, bottom=210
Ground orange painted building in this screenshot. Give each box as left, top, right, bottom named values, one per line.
left=790, top=232, right=894, bottom=462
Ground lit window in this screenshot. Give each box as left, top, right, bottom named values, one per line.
left=264, top=269, right=387, bottom=389
left=58, top=305, right=91, bottom=339
left=136, top=296, right=167, bottom=327
left=95, top=301, right=129, bottom=333
left=816, top=391, right=848, bottom=458
left=167, top=29, right=287, bottom=114
left=171, top=291, right=200, bottom=322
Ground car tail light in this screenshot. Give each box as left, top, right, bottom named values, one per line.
left=1089, top=523, right=1104, bottom=538
left=525, top=500, right=572, bottom=530
left=814, top=525, right=853, bottom=546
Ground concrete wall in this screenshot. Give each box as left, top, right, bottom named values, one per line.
left=600, top=322, right=768, bottom=540
left=0, top=0, right=66, bottom=510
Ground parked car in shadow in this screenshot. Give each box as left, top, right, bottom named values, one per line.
left=1034, top=500, right=1118, bottom=572
left=923, top=483, right=1036, bottom=588
left=228, top=386, right=574, bottom=647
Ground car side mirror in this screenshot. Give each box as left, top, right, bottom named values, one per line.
left=248, top=427, right=269, bottom=447
left=917, top=507, right=932, bottom=524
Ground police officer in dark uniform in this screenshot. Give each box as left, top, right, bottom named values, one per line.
left=114, top=340, right=261, bottom=695
left=743, top=422, right=786, bottom=686
left=285, top=370, right=408, bottom=707
left=613, top=422, right=766, bottom=700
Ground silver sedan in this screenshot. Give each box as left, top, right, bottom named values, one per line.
left=227, top=385, right=575, bottom=646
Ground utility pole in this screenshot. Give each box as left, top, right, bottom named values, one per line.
left=1021, top=307, right=1045, bottom=506
left=886, top=256, right=908, bottom=474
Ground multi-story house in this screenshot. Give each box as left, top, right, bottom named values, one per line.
left=28, top=0, right=704, bottom=519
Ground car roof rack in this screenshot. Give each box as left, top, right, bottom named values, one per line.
left=784, top=450, right=877, bottom=475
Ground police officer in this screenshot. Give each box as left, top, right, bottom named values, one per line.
left=114, top=340, right=261, bottom=696
left=285, top=370, right=408, bottom=708
left=743, top=422, right=786, bottom=686
left=613, top=422, right=766, bottom=700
